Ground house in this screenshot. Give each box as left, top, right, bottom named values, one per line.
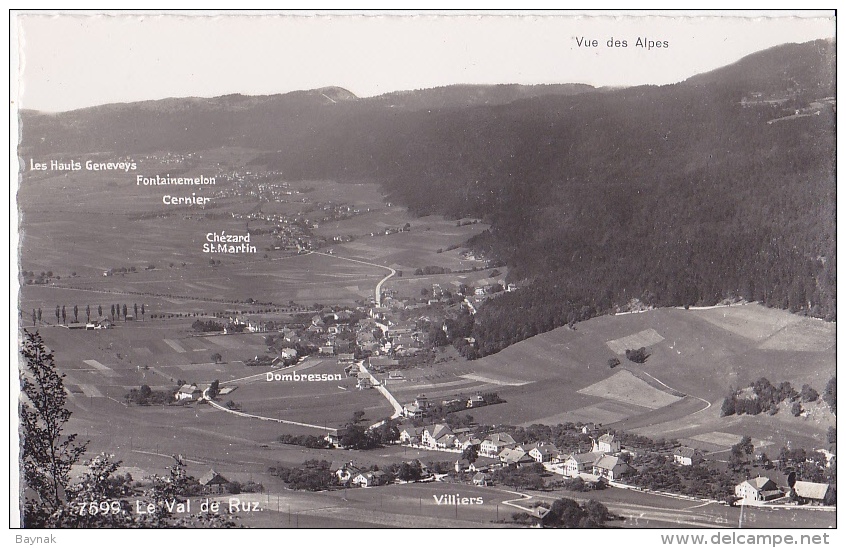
left=325, top=428, right=349, bottom=448
left=399, top=426, right=424, bottom=445
left=333, top=461, right=362, bottom=483
left=414, top=394, right=430, bottom=409
left=592, top=455, right=632, bottom=481
left=529, top=444, right=560, bottom=463
left=337, top=353, right=355, bottom=365
left=174, top=384, right=202, bottom=401
left=563, top=452, right=604, bottom=478
left=673, top=446, right=704, bottom=466
left=480, top=433, right=517, bottom=457
left=319, top=345, right=335, bottom=356
left=402, top=403, right=423, bottom=419
left=473, top=472, right=492, bottom=486
left=467, top=394, right=485, bottom=408
left=791, top=481, right=832, bottom=505
left=357, top=377, right=372, bottom=390
left=95, top=319, right=113, bottom=329
left=85, top=323, right=96, bottom=330
left=499, top=447, right=534, bottom=467
left=592, top=433, right=621, bottom=454
left=422, top=424, right=454, bottom=449
left=352, top=471, right=387, bottom=488
left=199, top=469, right=231, bottom=494
left=735, top=476, right=782, bottom=502
left=454, top=434, right=482, bottom=451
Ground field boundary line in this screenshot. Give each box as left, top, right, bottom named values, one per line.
left=632, top=368, right=711, bottom=415
left=206, top=398, right=334, bottom=432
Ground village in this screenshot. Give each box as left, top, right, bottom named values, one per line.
left=153, top=289, right=836, bottom=516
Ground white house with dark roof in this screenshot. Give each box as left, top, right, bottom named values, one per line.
left=175, top=384, right=202, bottom=401
left=735, top=476, right=782, bottom=502
left=592, top=455, right=632, bottom=481
left=422, top=424, right=454, bottom=449
left=673, top=446, right=704, bottom=466
left=592, top=433, right=621, bottom=454
left=529, top=444, right=560, bottom=463
left=352, top=471, right=387, bottom=488
left=563, top=452, right=604, bottom=477
left=481, top=433, right=517, bottom=457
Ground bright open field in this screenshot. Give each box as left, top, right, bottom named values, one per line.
left=444, top=304, right=833, bottom=454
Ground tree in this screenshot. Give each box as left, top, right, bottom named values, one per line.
left=141, top=304, right=145, bottom=320
left=134, top=303, right=138, bottom=319
left=98, top=305, right=102, bottom=318
left=461, top=444, right=478, bottom=464
left=61, top=305, right=66, bottom=325
left=625, top=347, right=649, bottom=364
left=800, top=384, right=819, bottom=403
left=55, top=306, right=60, bottom=324
left=791, top=401, right=803, bottom=417
left=607, top=357, right=620, bottom=369
left=211, top=353, right=223, bottom=364
left=827, top=426, right=836, bottom=444
left=20, top=330, right=88, bottom=526
left=110, top=304, right=115, bottom=321
left=823, top=377, right=836, bottom=414
left=32, top=309, right=36, bottom=326
left=85, top=305, right=91, bottom=323
left=209, top=380, right=220, bottom=400
left=73, top=305, right=78, bottom=323
left=37, top=308, right=42, bottom=324
left=122, top=304, right=128, bottom=321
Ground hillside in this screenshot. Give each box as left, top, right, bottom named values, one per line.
left=18, top=39, right=836, bottom=357
left=461, top=303, right=835, bottom=451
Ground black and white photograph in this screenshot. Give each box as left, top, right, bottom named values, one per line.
left=9, top=9, right=837, bottom=537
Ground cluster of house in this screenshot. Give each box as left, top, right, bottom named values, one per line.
left=331, top=459, right=493, bottom=489
left=397, top=424, right=638, bottom=482
left=734, top=476, right=833, bottom=505
left=173, top=382, right=234, bottom=402
left=400, top=393, right=485, bottom=419
left=63, top=318, right=114, bottom=330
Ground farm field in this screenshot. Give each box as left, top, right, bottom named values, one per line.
left=447, top=304, right=834, bottom=455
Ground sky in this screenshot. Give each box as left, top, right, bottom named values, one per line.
left=13, top=11, right=836, bottom=113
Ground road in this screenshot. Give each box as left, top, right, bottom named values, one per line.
left=311, top=250, right=396, bottom=307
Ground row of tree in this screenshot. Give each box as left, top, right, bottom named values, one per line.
left=29, top=303, right=146, bottom=326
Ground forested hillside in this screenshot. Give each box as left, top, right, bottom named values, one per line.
left=19, top=39, right=836, bottom=357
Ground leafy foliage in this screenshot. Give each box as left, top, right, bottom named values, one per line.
left=20, top=330, right=88, bottom=526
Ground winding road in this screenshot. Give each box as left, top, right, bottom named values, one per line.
left=311, top=251, right=396, bottom=307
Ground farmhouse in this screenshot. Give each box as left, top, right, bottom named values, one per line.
left=174, top=384, right=202, bottom=401
left=352, top=471, right=387, bottom=488
left=673, top=446, right=704, bottom=466
left=529, top=444, right=560, bottom=463
left=333, top=461, right=363, bottom=483
left=734, top=476, right=782, bottom=502
left=337, top=353, right=355, bottom=365
left=791, top=481, right=833, bottom=505
left=454, top=434, right=483, bottom=451
left=422, top=424, right=454, bottom=449
left=499, top=447, right=534, bottom=467
left=325, top=428, right=349, bottom=448
left=466, top=394, right=485, bottom=408
left=199, top=469, right=232, bottom=494
left=480, top=433, right=517, bottom=457
left=399, top=426, right=424, bottom=445
left=592, top=433, right=621, bottom=454
left=473, top=472, right=492, bottom=486
left=402, top=403, right=424, bottom=419
left=562, top=452, right=605, bottom=478
left=592, top=455, right=632, bottom=481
